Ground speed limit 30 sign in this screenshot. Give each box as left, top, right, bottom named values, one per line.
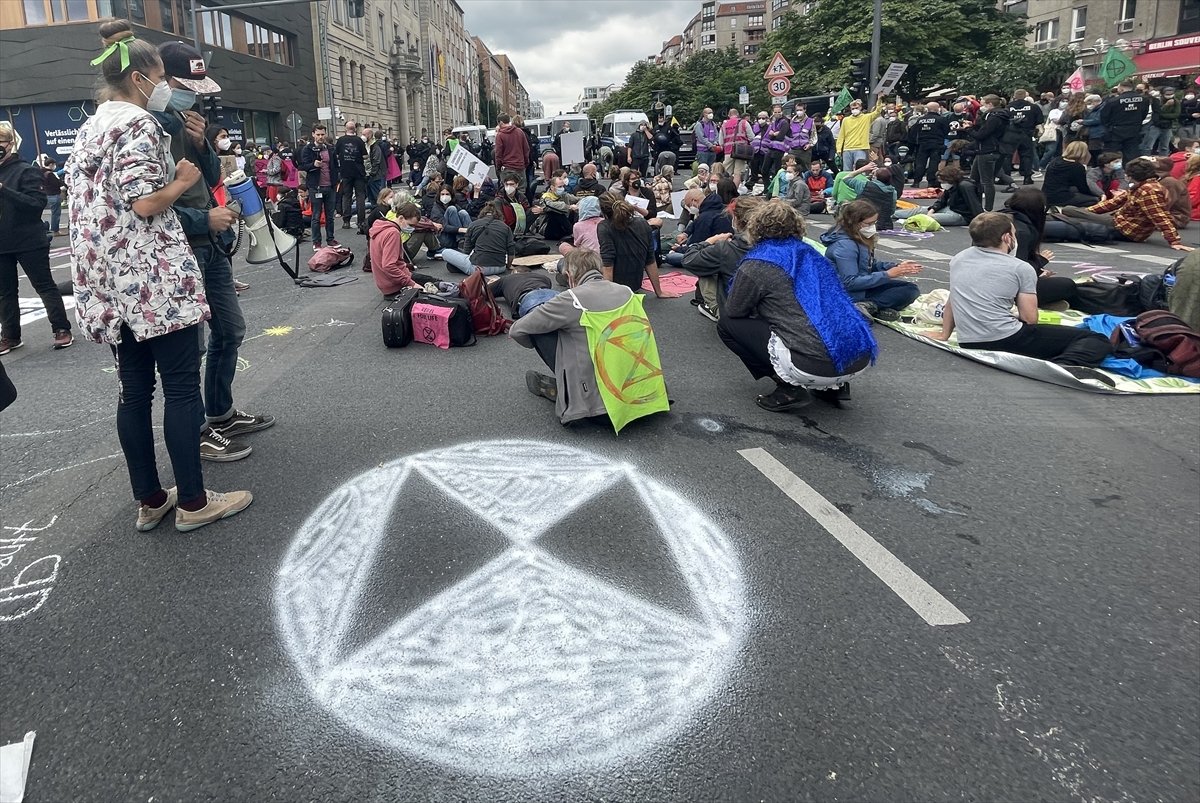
left=768, top=76, right=791, bottom=98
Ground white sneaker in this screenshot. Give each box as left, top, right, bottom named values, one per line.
left=175, top=489, right=253, bottom=532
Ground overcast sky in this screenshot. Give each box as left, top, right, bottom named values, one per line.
left=461, top=0, right=697, bottom=115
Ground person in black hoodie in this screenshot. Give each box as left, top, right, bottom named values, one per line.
left=690, top=178, right=736, bottom=242
left=1042, top=140, right=1100, bottom=208
left=897, top=164, right=981, bottom=226
left=964, top=94, right=1010, bottom=212
left=0, top=122, right=72, bottom=354
left=1004, top=89, right=1043, bottom=186
left=1001, top=186, right=1078, bottom=308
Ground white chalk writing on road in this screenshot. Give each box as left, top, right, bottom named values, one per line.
left=0, top=516, right=62, bottom=622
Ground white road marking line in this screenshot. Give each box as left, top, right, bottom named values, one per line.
left=738, top=447, right=970, bottom=627
left=878, top=239, right=916, bottom=249
left=1122, top=253, right=1180, bottom=266
left=1054, top=243, right=1127, bottom=254
left=907, top=249, right=952, bottom=261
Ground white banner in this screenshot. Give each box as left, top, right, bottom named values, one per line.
left=559, top=131, right=585, bottom=165
left=445, top=145, right=491, bottom=186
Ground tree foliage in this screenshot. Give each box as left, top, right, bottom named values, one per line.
left=953, top=43, right=1079, bottom=96
left=588, top=48, right=755, bottom=124
left=757, top=0, right=1028, bottom=98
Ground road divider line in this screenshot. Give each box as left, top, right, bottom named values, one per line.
left=1123, top=253, right=1179, bottom=266
left=1055, top=243, right=1127, bottom=254
left=738, top=447, right=970, bottom=627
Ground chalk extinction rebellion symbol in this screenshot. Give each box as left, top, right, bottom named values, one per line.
left=274, top=440, right=747, bottom=775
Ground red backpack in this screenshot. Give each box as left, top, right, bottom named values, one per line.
left=1112, top=310, right=1200, bottom=378
left=458, top=268, right=511, bottom=336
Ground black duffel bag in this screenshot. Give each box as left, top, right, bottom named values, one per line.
left=1072, top=277, right=1144, bottom=316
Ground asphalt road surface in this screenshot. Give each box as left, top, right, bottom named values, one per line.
left=2, top=176, right=1198, bottom=803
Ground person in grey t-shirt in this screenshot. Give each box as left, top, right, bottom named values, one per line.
left=931, top=213, right=1111, bottom=368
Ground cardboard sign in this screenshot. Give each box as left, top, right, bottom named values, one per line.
left=559, top=130, right=585, bottom=164
left=872, top=62, right=908, bottom=97
left=446, top=145, right=491, bottom=186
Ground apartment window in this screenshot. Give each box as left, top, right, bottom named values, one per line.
left=349, top=60, right=358, bottom=99
left=748, top=14, right=764, bottom=26
left=701, top=33, right=715, bottom=45
left=702, top=19, right=714, bottom=31
left=333, top=0, right=343, bottom=23
left=702, top=2, right=715, bottom=18
left=729, top=16, right=737, bottom=27
left=1070, top=7, right=1086, bottom=40
left=772, top=16, right=783, bottom=29
left=359, top=65, right=366, bottom=101
left=1182, top=0, right=1200, bottom=34
left=339, top=57, right=347, bottom=96
left=1118, top=0, right=1135, bottom=21
left=1033, top=18, right=1059, bottom=48
left=378, top=12, right=385, bottom=50
left=771, top=0, right=788, bottom=9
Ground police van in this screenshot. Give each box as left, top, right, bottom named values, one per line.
left=451, top=124, right=489, bottom=144
left=525, top=117, right=555, bottom=154
left=600, top=110, right=649, bottom=166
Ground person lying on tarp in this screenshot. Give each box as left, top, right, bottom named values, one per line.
left=492, top=262, right=556, bottom=320
left=929, top=212, right=1112, bottom=370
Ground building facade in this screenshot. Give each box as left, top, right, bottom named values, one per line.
left=0, top=0, right=318, bottom=160
left=573, top=84, right=617, bottom=114
left=672, top=0, right=795, bottom=63
left=1013, top=0, right=1199, bottom=84
left=415, top=0, right=472, bottom=136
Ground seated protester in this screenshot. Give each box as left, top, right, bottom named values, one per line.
left=1186, top=154, right=1200, bottom=222
left=368, top=202, right=423, bottom=295
left=930, top=212, right=1112, bottom=369
left=385, top=192, right=443, bottom=261
left=1168, top=140, right=1199, bottom=179
left=497, top=177, right=534, bottom=234
left=903, top=164, right=982, bottom=226
left=416, top=153, right=441, bottom=193
left=419, top=176, right=443, bottom=217
left=683, top=162, right=711, bottom=192
left=466, top=175, right=497, bottom=217
left=719, top=201, right=879, bottom=411
left=539, top=168, right=579, bottom=240
left=297, top=187, right=315, bottom=229
left=765, top=154, right=797, bottom=200
left=830, top=158, right=873, bottom=206
left=1001, top=186, right=1079, bottom=308
left=857, top=166, right=898, bottom=230
left=617, top=169, right=659, bottom=220
left=450, top=175, right=474, bottom=208
left=664, top=188, right=709, bottom=266
left=1153, top=157, right=1192, bottom=230
left=558, top=195, right=604, bottom=257
left=366, top=187, right=395, bottom=234
left=681, top=195, right=763, bottom=319
left=802, top=158, right=835, bottom=214
left=430, top=184, right=470, bottom=251
left=275, top=189, right=307, bottom=238
left=1085, top=152, right=1123, bottom=201
left=1059, top=158, right=1193, bottom=251
left=1043, top=140, right=1101, bottom=208
left=820, top=199, right=922, bottom=321
left=573, top=162, right=606, bottom=197
left=511, top=249, right=669, bottom=423
left=691, top=178, right=736, bottom=242
left=494, top=262, right=556, bottom=319
left=597, top=193, right=680, bottom=297
left=441, top=200, right=515, bottom=276
left=781, top=163, right=812, bottom=217
left=651, top=165, right=675, bottom=215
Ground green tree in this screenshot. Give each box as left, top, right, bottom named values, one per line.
left=759, top=0, right=1026, bottom=99
left=589, top=49, right=756, bottom=125
left=954, top=43, right=1079, bottom=95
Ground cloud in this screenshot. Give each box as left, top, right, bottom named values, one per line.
left=462, top=0, right=697, bottom=115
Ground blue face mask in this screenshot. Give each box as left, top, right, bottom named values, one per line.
left=167, top=88, right=198, bottom=112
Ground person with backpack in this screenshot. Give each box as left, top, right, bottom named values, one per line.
left=719, top=108, right=755, bottom=187
left=928, top=213, right=1112, bottom=369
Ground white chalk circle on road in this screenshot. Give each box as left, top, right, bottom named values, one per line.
left=274, top=440, right=748, bottom=776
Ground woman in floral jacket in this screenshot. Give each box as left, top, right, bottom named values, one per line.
left=67, top=19, right=251, bottom=532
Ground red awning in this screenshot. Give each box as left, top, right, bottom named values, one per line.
left=1134, top=47, right=1200, bottom=80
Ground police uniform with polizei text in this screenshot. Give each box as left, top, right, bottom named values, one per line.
left=1004, top=98, right=1042, bottom=181
left=1100, top=88, right=1151, bottom=164
left=907, top=111, right=949, bottom=188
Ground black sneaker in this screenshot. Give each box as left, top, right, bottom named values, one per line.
left=199, top=426, right=252, bottom=462
left=211, top=409, right=276, bottom=438
left=755, top=383, right=812, bottom=412
left=697, top=302, right=719, bottom=322
left=874, top=308, right=901, bottom=322
left=854, top=301, right=878, bottom=321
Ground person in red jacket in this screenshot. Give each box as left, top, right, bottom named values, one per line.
left=494, top=113, right=531, bottom=195
left=368, top=202, right=423, bottom=295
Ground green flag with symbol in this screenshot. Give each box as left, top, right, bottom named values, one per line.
left=1099, top=46, right=1138, bottom=87
left=572, top=290, right=670, bottom=434
left=830, top=86, right=854, bottom=115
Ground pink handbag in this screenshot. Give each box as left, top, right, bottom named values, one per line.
left=410, top=302, right=453, bottom=349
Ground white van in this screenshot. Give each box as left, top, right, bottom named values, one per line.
left=600, top=110, right=649, bottom=164
left=451, top=124, right=487, bottom=144
left=524, top=117, right=554, bottom=154
left=552, top=113, right=592, bottom=140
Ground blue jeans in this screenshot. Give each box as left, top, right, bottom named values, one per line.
left=311, top=187, right=336, bottom=243
left=1037, top=139, right=1059, bottom=170
left=863, top=279, right=920, bottom=311
left=113, top=323, right=205, bottom=503
left=842, top=149, right=868, bottom=171
left=695, top=150, right=716, bottom=167
left=664, top=250, right=686, bottom=267
left=45, top=194, right=62, bottom=233
left=439, top=206, right=471, bottom=250
left=441, top=248, right=507, bottom=276
left=367, top=178, right=385, bottom=208
left=192, top=243, right=246, bottom=422
left=518, top=288, right=558, bottom=318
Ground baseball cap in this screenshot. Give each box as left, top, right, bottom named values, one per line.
left=159, top=41, right=221, bottom=94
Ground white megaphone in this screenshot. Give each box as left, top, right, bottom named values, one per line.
left=224, top=171, right=296, bottom=264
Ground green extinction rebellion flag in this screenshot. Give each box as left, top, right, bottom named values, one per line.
left=574, top=291, right=669, bottom=434
left=1099, top=46, right=1138, bottom=87
left=831, top=86, right=854, bottom=115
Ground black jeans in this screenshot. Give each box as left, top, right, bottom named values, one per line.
left=969, top=152, right=1001, bottom=211
left=962, top=322, right=1111, bottom=367
left=718, top=315, right=775, bottom=380
left=1013, top=137, right=1036, bottom=179
left=339, top=173, right=368, bottom=229
left=0, top=245, right=72, bottom=342
left=112, top=323, right=206, bottom=503
left=311, top=188, right=337, bottom=244
left=1037, top=275, right=1079, bottom=306
left=912, top=144, right=941, bottom=187
left=530, top=331, right=558, bottom=370
left=1105, top=134, right=1143, bottom=166
left=760, top=149, right=783, bottom=191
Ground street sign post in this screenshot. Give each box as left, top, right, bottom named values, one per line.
left=316, top=106, right=333, bottom=122
left=738, top=84, right=750, bottom=105
left=768, top=76, right=792, bottom=98
left=763, top=51, right=794, bottom=79
left=872, top=62, right=909, bottom=97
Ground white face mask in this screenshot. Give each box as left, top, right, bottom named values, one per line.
left=1059, top=101, right=1068, bottom=109
left=850, top=108, right=862, bottom=116
left=1006, top=234, right=1018, bottom=255
left=860, top=223, right=877, bottom=238
left=136, top=73, right=172, bottom=112
left=1186, top=95, right=1197, bottom=101
left=440, top=194, right=451, bottom=203
left=216, top=137, right=231, bottom=152
left=687, top=205, right=700, bottom=215
left=504, top=185, right=517, bottom=195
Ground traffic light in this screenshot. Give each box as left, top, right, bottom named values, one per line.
left=348, top=0, right=365, bottom=17
left=202, top=95, right=224, bottom=123
left=849, top=58, right=869, bottom=97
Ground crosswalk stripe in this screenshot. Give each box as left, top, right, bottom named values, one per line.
left=1123, top=253, right=1180, bottom=266
left=1055, top=243, right=1128, bottom=254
